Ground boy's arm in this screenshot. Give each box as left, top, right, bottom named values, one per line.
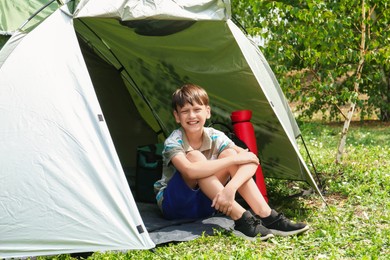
left=210, top=146, right=262, bottom=215
left=211, top=157, right=258, bottom=214
left=171, top=149, right=259, bottom=180
left=226, top=146, right=258, bottom=190
left=232, top=145, right=246, bottom=153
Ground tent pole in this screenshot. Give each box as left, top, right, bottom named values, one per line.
left=18, top=0, right=58, bottom=30
left=297, top=135, right=340, bottom=223
left=298, top=134, right=324, bottom=191
left=231, top=17, right=248, bottom=35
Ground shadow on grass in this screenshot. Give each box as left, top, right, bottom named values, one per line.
left=263, top=179, right=314, bottom=221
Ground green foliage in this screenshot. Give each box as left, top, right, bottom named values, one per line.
left=232, top=0, right=390, bottom=121
left=38, top=122, right=390, bottom=259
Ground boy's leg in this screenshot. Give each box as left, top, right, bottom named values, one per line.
left=189, top=150, right=273, bottom=240
left=162, top=171, right=215, bottom=220
left=219, top=149, right=309, bottom=236
left=186, top=150, right=246, bottom=220
left=217, top=148, right=271, bottom=217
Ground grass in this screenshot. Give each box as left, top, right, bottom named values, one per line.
left=40, top=121, right=390, bottom=260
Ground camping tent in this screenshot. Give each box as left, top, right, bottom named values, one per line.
left=0, top=0, right=323, bottom=258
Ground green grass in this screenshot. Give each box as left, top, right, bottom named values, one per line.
left=40, top=121, right=390, bottom=260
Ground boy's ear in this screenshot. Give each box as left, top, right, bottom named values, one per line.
left=173, top=110, right=180, bottom=123
left=206, top=105, right=211, bottom=119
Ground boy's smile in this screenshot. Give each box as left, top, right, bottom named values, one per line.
left=174, top=103, right=211, bottom=134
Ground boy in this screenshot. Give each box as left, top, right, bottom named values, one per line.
left=154, top=84, right=309, bottom=240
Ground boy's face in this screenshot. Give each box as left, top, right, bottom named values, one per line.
left=173, top=102, right=210, bottom=134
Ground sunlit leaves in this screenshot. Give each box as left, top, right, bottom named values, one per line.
left=232, top=0, right=390, bottom=121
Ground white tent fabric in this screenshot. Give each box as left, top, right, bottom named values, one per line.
left=74, top=0, right=230, bottom=20
left=0, top=8, right=154, bottom=258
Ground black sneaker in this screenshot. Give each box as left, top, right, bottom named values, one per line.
left=234, top=210, right=274, bottom=241
left=257, top=209, right=309, bottom=237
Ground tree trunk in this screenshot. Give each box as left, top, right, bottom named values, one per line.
left=336, top=104, right=356, bottom=164
left=380, top=69, right=390, bottom=121
left=336, top=0, right=366, bottom=163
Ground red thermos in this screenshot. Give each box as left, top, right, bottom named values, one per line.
left=231, top=110, right=268, bottom=203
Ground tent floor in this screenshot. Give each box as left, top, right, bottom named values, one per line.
left=137, top=202, right=234, bottom=245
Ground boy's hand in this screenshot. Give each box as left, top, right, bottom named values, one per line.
left=234, top=150, right=259, bottom=165
left=211, top=186, right=236, bottom=215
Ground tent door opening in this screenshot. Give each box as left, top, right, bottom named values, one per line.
left=77, top=36, right=159, bottom=199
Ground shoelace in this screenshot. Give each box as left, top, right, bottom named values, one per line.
left=247, top=216, right=263, bottom=227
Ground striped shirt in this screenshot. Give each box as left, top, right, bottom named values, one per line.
left=154, top=127, right=235, bottom=209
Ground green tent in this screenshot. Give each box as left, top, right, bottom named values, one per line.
left=0, top=0, right=323, bottom=257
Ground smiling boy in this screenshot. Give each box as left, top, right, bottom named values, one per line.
left=154, top=84, right=309, bottom=240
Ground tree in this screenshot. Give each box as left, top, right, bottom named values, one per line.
left=232, top=0, right=390, bottom=161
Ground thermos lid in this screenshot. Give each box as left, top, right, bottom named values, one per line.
left=230, top=110, right=252, bottom=122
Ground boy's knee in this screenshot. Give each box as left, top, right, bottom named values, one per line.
left=186, top=150, right=207, bottom=162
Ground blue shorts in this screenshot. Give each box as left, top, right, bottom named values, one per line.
left=162, top=171, right=215, bottom=220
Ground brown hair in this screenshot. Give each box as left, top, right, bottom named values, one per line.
left=171, top=84, right=209, bottom=111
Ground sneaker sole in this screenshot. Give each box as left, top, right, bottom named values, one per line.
left=232, top=230, right=274, bottom=241
left=269, top=225, right=310, bottom=237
